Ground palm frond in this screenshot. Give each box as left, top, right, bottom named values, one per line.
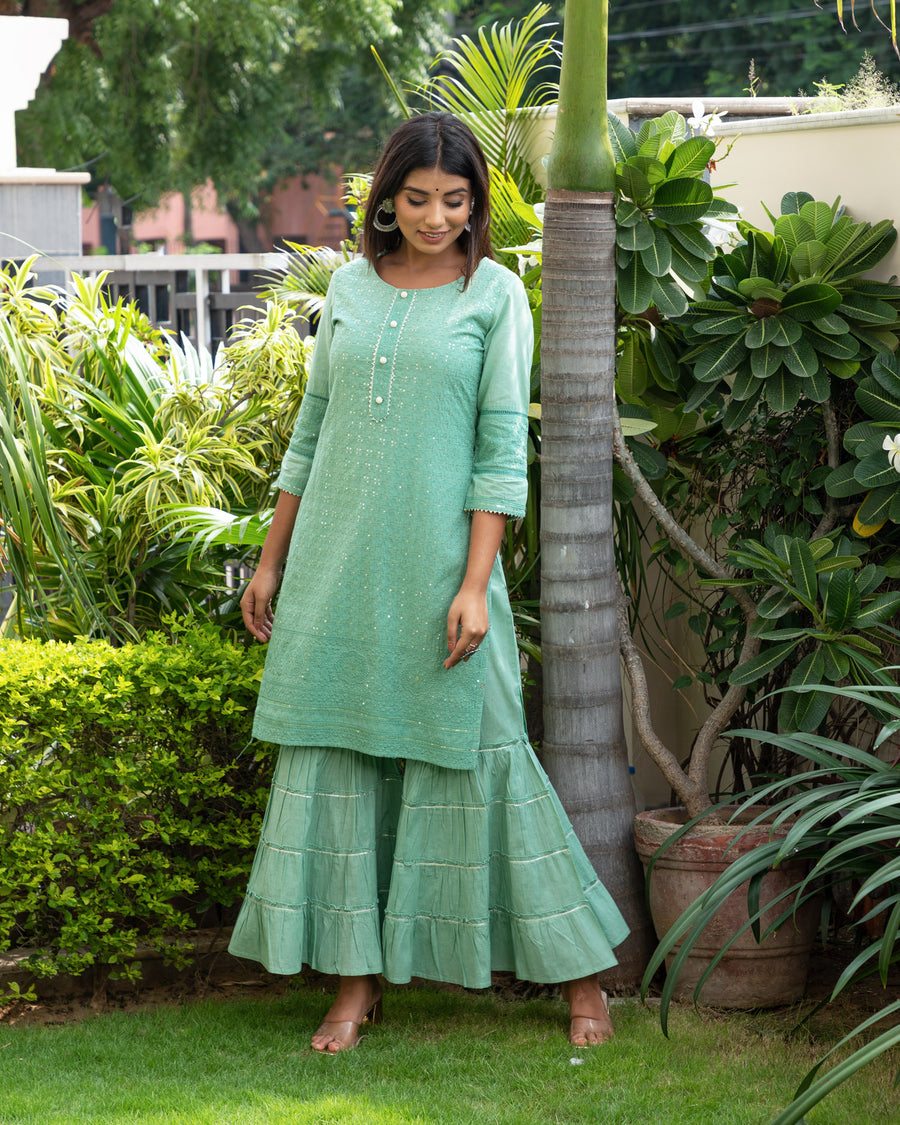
left=163, top=504, right=273, bottom=558
left=414, top=4, right=560, bottom=201
left=258, top=244, right=346, bottom=323
left=489, top=167, right=540, bottom=261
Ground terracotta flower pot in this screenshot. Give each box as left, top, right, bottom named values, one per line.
left=634, top=806, right=818, bottom=1008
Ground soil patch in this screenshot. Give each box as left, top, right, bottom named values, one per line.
left=1, top=935, right=896, bottom=1031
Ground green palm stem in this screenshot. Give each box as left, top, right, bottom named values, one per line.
left=538, top=0, right=652, bottom=987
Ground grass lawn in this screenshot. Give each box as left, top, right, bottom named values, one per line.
left=0, top=983, right=897, bottom=1124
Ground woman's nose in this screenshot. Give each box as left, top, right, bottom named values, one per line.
left=424, top=202, right=444, bottom=227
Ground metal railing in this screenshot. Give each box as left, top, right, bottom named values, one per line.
left=33, top=252, right=287, bottom=352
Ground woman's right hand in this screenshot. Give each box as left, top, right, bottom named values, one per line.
left=241, top=568, right=280, bottom=643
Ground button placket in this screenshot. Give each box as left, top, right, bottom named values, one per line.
left=368, top=291, right=415, bottom=422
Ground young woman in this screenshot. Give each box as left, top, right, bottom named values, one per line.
left=228, top=112, right=629, bottom=1053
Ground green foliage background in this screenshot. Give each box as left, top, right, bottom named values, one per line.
left=0, top=623, right=270, bottom=985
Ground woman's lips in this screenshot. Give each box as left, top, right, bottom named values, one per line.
left=419, top=231, right=449, bottom=242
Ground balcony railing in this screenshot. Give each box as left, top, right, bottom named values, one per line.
left=33, top=252, right=287, bottom=352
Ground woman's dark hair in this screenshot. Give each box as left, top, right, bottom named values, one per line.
left=362, top=112, right=493, bottom=287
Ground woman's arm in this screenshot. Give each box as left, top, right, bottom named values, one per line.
left=240, top=490, right=302, bottom=643
left=444, top=510, right=507, bottom=669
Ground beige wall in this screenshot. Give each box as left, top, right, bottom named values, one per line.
left=710, top=108, right=900, bottom=283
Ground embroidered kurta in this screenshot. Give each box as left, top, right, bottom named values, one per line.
left=251, top=256, right=534, bottom=769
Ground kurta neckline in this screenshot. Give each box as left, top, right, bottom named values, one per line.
left=369, top=257, right=484, bottom=294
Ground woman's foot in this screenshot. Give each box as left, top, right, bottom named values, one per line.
left=311, top=974, right=383, bottom=1053
left=561, top=975, right=613, bottom=1047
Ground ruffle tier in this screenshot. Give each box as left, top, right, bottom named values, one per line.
left=227, top=741, right=629, bottom=987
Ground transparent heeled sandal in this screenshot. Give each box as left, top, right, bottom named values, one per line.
left=561, top=981, right=613, bottom=1048
left=311, top=991, right=383, bottom=1053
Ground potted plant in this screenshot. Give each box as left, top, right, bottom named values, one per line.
left=643, top=679, right=900, bottom=1125
left=610, top=192, right=900, bottom=1006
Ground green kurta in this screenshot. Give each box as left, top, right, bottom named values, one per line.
left=251, top=256, right=533, bottom=768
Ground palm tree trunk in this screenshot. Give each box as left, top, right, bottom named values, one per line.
left=539, top=0, right=652, bottom=989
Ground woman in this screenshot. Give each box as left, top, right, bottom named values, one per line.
left=228, top=112, right=629, bottom=1053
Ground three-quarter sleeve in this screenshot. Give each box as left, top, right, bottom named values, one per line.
left=463, top=278, right=534, bottom=519
left=275, top=283, right=335, bottom=497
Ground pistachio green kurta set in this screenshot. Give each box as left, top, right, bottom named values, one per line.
left=228, top=257, right=629, bottom=987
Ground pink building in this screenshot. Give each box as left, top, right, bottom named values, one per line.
left=82, top=173, right=350, bottom=255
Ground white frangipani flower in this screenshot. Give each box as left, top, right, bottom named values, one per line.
left=883, top=433, right=900, bottom=473
left=687, top=100, right=728, bottom=137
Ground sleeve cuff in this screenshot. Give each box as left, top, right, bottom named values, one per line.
left=275, top=447, right=313, bottom=497
left=464, top=474, right=527, bottom=520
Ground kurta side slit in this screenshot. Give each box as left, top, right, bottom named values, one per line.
left=228, top=257, right=629, bottom=985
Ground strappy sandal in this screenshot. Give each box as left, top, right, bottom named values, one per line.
left=561, top=981, right=613, bottom=1048
left=311, top=989, right=383, bottom=1053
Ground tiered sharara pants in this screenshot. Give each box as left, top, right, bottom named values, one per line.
left=228, top=739, right=629, bottom=987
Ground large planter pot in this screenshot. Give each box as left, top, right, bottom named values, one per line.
left=634, top=807, right=818, bottom=1009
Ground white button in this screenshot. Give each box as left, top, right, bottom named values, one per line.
left=379, top=356, right=387, bottom=364
left=400, top=291, right=408, bottom=298
left=390, top=320, right=398, bottom=327
left=375, top=396, right=384, bottom=404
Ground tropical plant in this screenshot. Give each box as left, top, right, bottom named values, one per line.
left=0, top=259, right=310, bottom=641
left=610, top=110, right=736, bottom=320
left=827, top=349, right=900, bottom=532
left=675, top=192, right=900, bottom=430
left=642, top=678, right=900, bottom=1125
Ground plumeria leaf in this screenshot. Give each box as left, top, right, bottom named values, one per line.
left=780, top=334, right=820, bottom=379
left=857, top=487, right=896, bottom=527
left=650, top=276, right=689, bottom=317
left=639, top=228, right=673, bottom=277
left=746, top=317, right=785, bottom=347
left=774, top=214, right=816, bottom=250
left=854, top=377, right=900, bottom=423
left=764, top=370, right=804, bottom=413
left=616, top=164, right=652, bottom=205
left=780, top=282, right=843, bottom=322
left=666, top=236, right=712, bottom=283
left=781, top=191, right=816, bottom=215
left=801, top=325, right=859, bottom=361
left=693, top=334, right=749, bottom=382
left=854, top=592, right=900, bottom=628
left=804, top=364, right=831, bottom=403
left=790, top=240, right=829, bottom=278
left=669, top=223, right=718, bottom=262
left=617, top=332, right=648, bottom=399
left=788, top=538, right=817, bottom=604
left=693, top=312, right=752, bottom=336
left=616, top=199, right=644, bottom=228
left=855, top=454, right=900, bottom=489
left=821, top=642, right=851, bottom=680
left=764, top=317, right=803, bottom=347
left=839, top=291, right=899, bottom=325
left=731, top=363, right=762, bottom=401
left=618, top=254, right=656, bottom=314
left=721, top=394, right=760, bottom=431
left=824, top=568, right=861, bottom=630
left=799, top=200, right=837, bottom=241
left=616, top=216, right=655, bottom=251
left=757, top=588, right=799, bottom=619
left=652, top=178, right=714, bottom=225
left=729, top=639, right=798, bottom=686
left=871, top=352, right=900, bottom=398
left=813, top=312, right=849, bottom=334
left=750, top=342, right=785, bottom=379
left=665, top=135, right=716, bottom=178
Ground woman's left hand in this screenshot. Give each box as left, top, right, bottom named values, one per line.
left=444, top=587, right=489, bottom=669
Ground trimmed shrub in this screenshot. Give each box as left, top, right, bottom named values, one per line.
left=0, top=622, right=271, bottom=984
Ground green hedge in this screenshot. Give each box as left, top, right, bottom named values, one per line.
left=0, top=623, right=271, bottom=985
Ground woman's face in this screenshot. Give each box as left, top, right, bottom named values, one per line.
left=392, top=166, right=473, bottom=259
